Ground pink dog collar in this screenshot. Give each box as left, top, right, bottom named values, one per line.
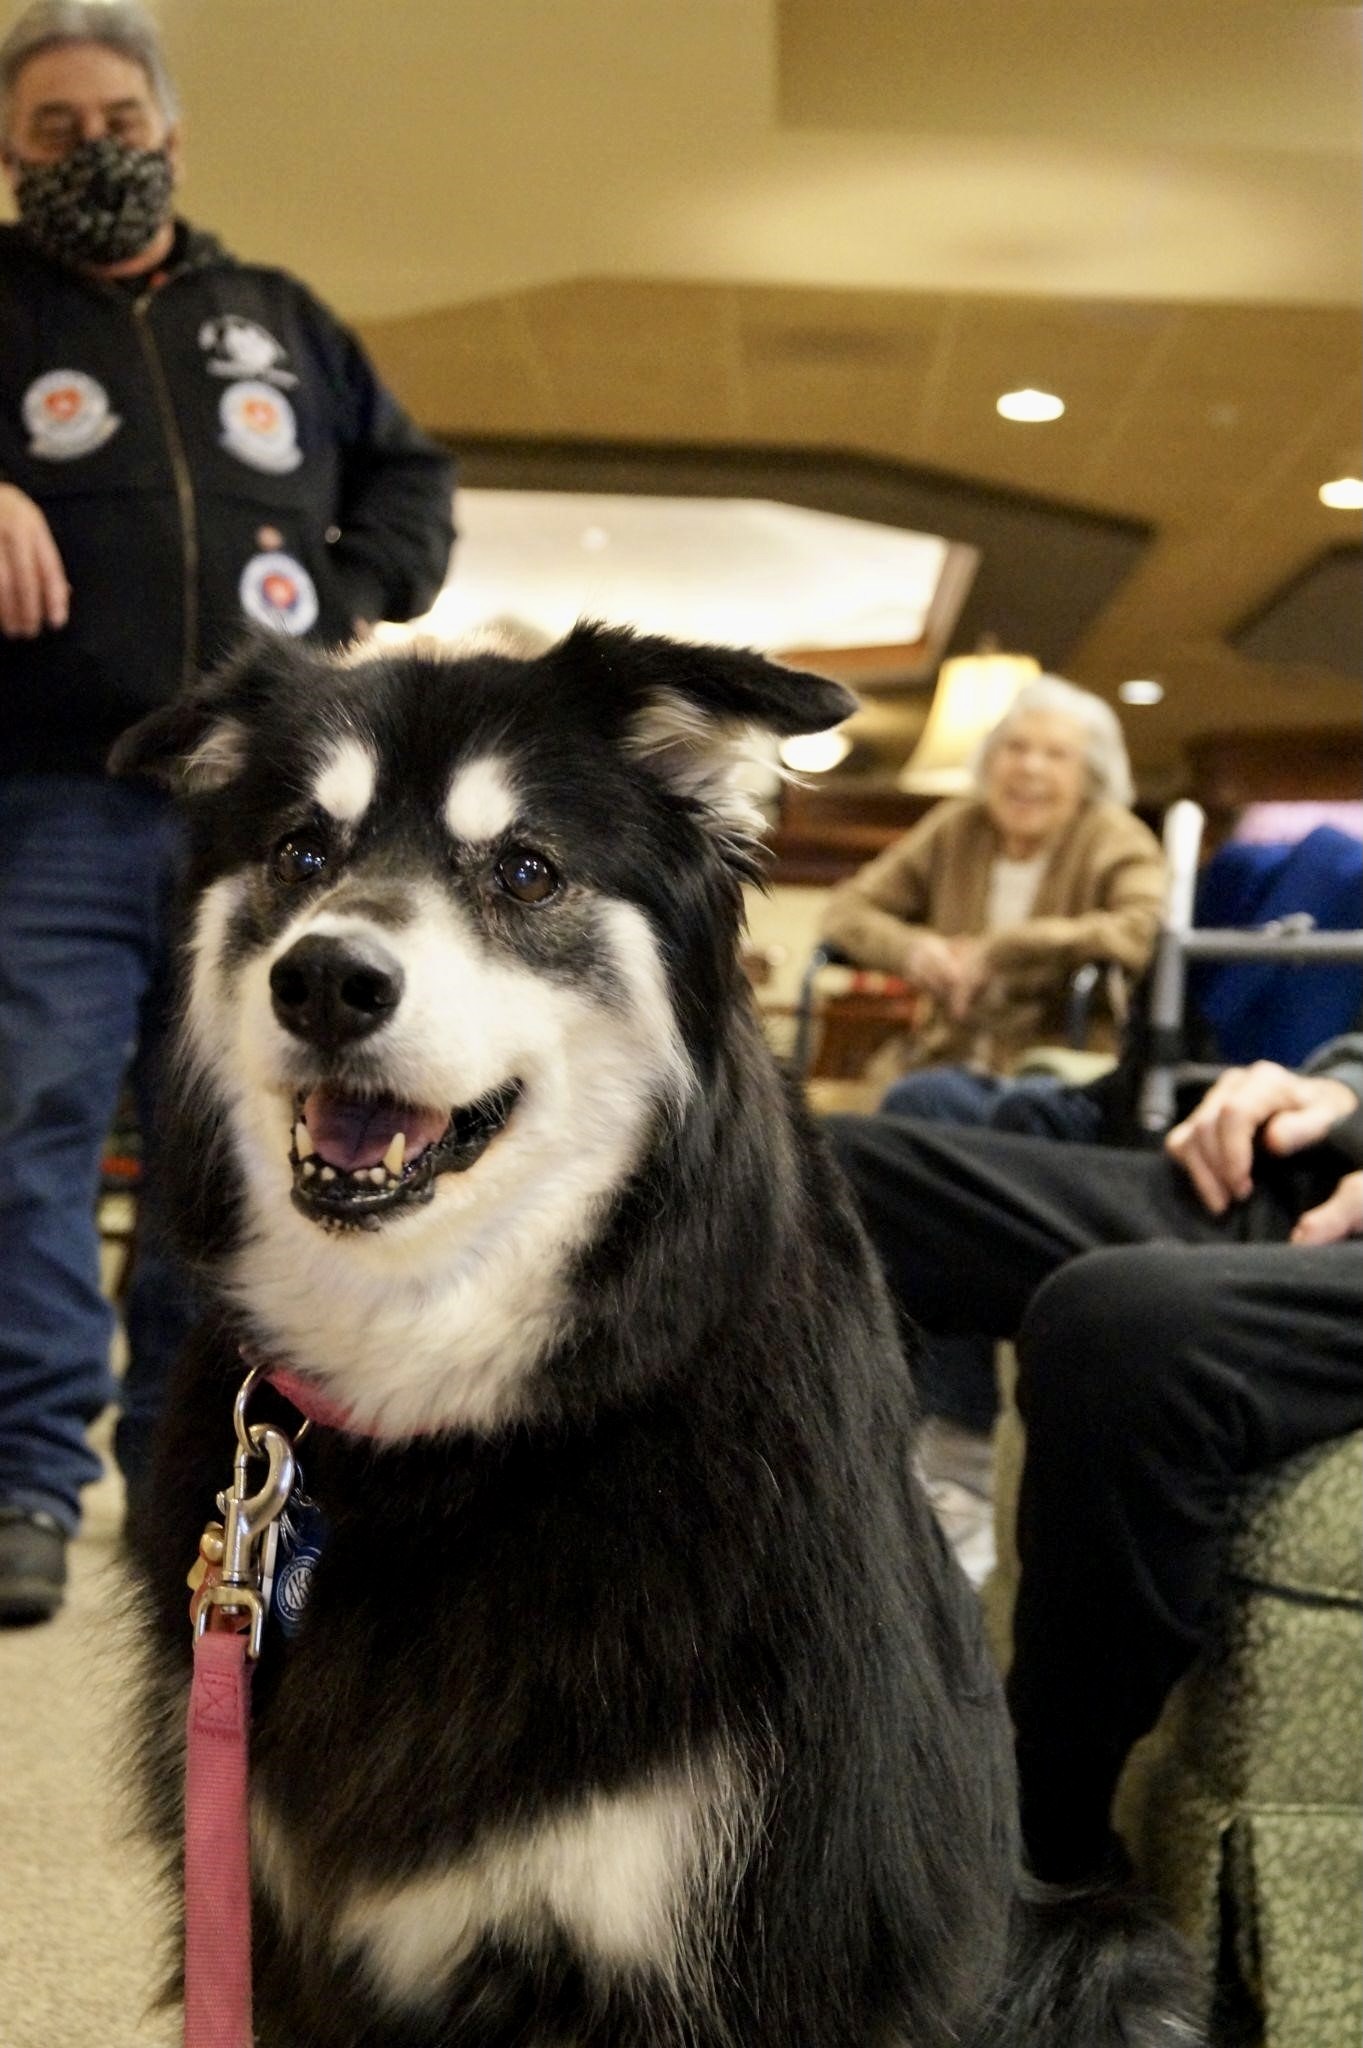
left=263, top=1364, right=370, bottom=1436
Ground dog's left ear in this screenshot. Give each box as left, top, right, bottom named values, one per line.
left=556, top=622, right=857, bottom=859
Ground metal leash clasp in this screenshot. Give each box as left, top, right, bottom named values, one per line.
left=193, top=1362, right=299, bottom=1660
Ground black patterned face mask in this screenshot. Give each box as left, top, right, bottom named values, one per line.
left=15, top=136, right=174, bottom=266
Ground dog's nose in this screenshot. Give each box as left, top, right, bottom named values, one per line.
left=269, top=934, right=404, bottom=1051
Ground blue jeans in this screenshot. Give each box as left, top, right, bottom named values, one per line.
left=874, top=1067, right=1103, bottom=1432
left=0, top=774, right=199, bottom=1531
left=879, top=1065, right=1104, bottom=1142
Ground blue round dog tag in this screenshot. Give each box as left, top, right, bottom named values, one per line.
left=269, top=1498, right=328, bottom=1641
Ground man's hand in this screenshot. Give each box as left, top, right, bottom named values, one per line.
left=1292, top=1170, right=1363, bottom=1245
left=0, top=484, right=70, bottom=637
left=1166, top=1060, right=1361, bottom=1215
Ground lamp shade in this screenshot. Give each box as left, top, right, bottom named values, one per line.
left=897, top=650, right=1040, bottom=795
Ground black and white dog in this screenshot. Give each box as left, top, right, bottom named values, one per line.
left=117, top=624, right=1201, bottom=2048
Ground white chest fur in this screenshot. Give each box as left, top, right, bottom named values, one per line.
left=255, top=1753, right=751, bottom=2014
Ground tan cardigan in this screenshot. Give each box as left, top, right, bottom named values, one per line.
left=819, top=797, right=1166, bottom=1076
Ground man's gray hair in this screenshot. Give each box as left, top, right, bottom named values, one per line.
left=0, top=1, right=178, bottom=144
left=972, top=674, right=1136, bottom=809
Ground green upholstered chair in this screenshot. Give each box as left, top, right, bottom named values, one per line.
left=984, top=1355, right=1363, bottom=2048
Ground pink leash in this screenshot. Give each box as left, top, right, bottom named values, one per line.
left=185, top=1628, right=256, bottom=2048
left=181, top=1355, right=432, bottom=2045
left=182, top=1361, right=305, bottom=2048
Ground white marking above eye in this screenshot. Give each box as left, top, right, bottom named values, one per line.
left=312, top=736, right=378, bottom=825
left=444, top=756, right=519, bottom=844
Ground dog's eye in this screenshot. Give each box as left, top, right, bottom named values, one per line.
left=494, top=847, right=559, bottom=906
left=273, top=832, right=329, bottom=885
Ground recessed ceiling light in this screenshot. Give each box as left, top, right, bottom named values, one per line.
left=996, top=388, right=1065, bottom=424
left=579, top=525, right=611, bottom=551
left=778, top=729, right=852, bottom=774
left=1319, top=477, right=1363, bottom=511
left=1118, top=679, right=1164, bottom=706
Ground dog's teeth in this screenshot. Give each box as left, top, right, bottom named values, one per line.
left=301, top=1160, right=317, bottom=1178
left=294, top=1122, right=315, bottom=1160
left=319, top=1166, right=336, bottom=1183
left=369, top=1166, right=388, bottom=1185
left=382, top=1132, right=406, bottom=1175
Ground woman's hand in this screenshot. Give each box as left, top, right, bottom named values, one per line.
left=900, top=932, right=965, bottom=1003
left=901, top=933, right=989, bottom=1019
left=942, top=937, right=988, bottom=1020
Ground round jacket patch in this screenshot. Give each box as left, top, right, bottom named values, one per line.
left=220, top=379, right=303, bottom=473
left=239, top=550, right=319, bottom=635
left=23, top=369, right=121, bottom=460
left=198, top=314, right=297, bottom=387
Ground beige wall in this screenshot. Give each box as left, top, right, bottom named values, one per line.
left=743, top=881, right=831, bottom=1059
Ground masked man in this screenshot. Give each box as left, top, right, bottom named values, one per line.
left=0, top=0, right=455, bottom=1620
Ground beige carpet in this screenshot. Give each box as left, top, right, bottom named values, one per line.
left=0, top=1420, right=179, bottom=2048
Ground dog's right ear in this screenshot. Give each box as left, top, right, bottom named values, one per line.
left=108, top=637, right=312, bottom=793
left=108, top=687, right=249, bottom=794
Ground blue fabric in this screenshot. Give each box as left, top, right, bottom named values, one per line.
left=1191, top=827, right=1363, bottom=1067
left=879, top=1067, right=1010, bottom=1123
left=0, top=774, right=198, bottom=1529
left=879, top=1065, right=1104, bottom=1142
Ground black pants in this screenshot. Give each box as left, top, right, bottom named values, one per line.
left=873, top=1069, right=1108, bottom=1433
left=824, top=1113, right=1363, bottom=1879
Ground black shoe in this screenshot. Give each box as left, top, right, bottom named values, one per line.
left=0, top=1507, right=68, bottom=1625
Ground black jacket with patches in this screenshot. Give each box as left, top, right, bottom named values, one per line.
left=0, top=221, right=455, bottom=774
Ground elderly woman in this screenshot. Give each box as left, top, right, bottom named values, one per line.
left=822, top=680, right=1165, bottom=1548
left=820, top=676, right=1164, bottom=1122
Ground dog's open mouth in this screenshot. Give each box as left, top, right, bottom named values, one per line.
left=289, top=1080, right=521, bottom=1229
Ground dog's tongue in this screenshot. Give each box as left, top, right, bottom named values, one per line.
left=302, top=1088, right=448, bottom=1171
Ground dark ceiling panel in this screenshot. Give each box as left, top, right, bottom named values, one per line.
left=1232, top=544, right=1363, bottom=683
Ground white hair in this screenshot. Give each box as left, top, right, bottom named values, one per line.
left=0, top=1, right=178, bottom=144
left=971, top=674, right=1135, bottom=809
